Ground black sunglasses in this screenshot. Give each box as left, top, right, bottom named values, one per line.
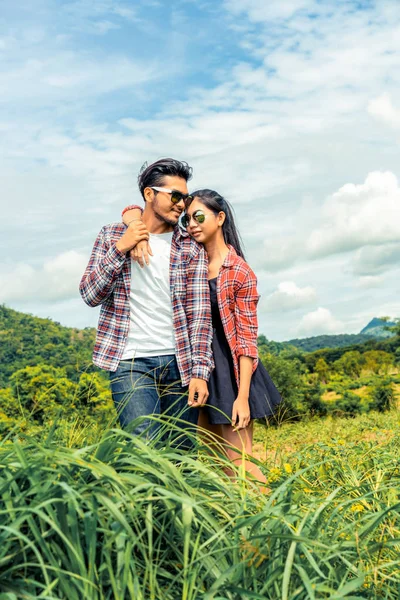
left=181, top=210, right=206, bottom=229
left=151, top=186, right=193, bottom=205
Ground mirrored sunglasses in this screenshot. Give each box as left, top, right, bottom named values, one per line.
left=181, top=210, right=206, bottom=229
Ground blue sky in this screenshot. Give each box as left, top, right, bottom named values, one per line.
left=1, top=0, right=400, bottom=341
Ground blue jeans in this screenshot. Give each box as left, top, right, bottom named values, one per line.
left=109, top=355, right=198, bottom=447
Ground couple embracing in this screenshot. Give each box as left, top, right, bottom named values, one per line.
left=80, top=158, right=281, bottom=484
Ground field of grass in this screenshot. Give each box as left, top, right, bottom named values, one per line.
left=1, top=409, right=400, bottom=599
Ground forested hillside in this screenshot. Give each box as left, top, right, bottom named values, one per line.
left=1, top=305, right=399, bottom=439
left=0, top=305, right=111, bottom=436
left=285, top=317, right=396, bottom=352
left=285, top=332, right=375, bottom=352
left=0, top=305, right=97, bottom=387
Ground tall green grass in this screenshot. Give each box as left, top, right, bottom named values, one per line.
left=1, top=415, right=400, bottom=598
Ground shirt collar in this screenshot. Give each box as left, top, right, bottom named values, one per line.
left=173, top=224, right=190, bottom=245
left=222, top=245, right=238, bottom=267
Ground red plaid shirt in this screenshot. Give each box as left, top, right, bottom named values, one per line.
left=216, top=246, right=260, bottom=386
left=79, top=222, right=214, bottom=385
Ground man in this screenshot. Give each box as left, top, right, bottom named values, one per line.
left=79, top=158, right=213, bottom=443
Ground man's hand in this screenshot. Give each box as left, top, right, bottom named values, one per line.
left=130, top=239, right=153, bottom=267
left=116, top=221, right=149, bottom=254
left=232, top=396, right=250, bottom=430
left=188, top=378, right=208, bottom=407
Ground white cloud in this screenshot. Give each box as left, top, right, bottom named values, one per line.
left=0, top=54, right=161, bottom=107
left=297, top=307, right=344, bottom=336
left=222, top=0, right=400, bottom=110
left=352, top=243, right=400, bottom=276
left=368, top=93, right=400, bottom=128
left=260, top=240, right=303, bottom=272
left=224, top=0, right=317, bottom=23
left=258, top=171, right=400, bottom=273
left=306, top=171, right=400, bottom=258
left=0, top=251, right=88, bottom=304
left=60, top=0, right=139, bottom=32
left=356, top=276, right=384, bottom=289
left=262, top=281, right=316, bottom=312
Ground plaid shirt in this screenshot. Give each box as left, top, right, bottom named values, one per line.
left=216, top=246, right=260, bottom=386
left=79, top=222, right=214, bottom=385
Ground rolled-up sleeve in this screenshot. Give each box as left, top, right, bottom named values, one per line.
left=234, top=271, right=260, bottom=363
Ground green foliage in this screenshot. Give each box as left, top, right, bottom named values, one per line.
left=333, top=351, right=363, bottom=378
left=314, top=357, right=330, bottom=383
left=331, top=391, right=364, bottom=417
left=10, top=364, right=76, bottom=422
left=370, top=379, right=395, bottom=412
left=0, top=305, right=398, bottom=439
left=363, top=349, right=393, bottom=374
left=257, top=334, right=290, bottom=355
left=286, top=332, right=375, bottom=352
left=1, top=364, right=113, bottom=437
left=302, top=381, right=327, bottom=416
left=0, top=305, right=400, bottom=597
left=0, top=306, right=114, bottom=436
left=1, top=418, right=400, bottom=598
left=260, top=351, right=308, bottom=419
left=386, top=317, right=400, bottom=337
left=0, top=304, right=97, bottom=387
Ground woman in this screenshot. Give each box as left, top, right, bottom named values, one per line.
left=122, top=190, right=281, bottom=485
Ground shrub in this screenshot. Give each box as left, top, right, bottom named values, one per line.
left=331, top=391, right=364, bottom=417
left=260, top=352, right=307, bottom=421
left=370, top=379, right=395, bottom=412
left=302, top=381, right=327, bottom=416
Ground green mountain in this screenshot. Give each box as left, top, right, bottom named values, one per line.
left=285, top=318, right=397, bottom=353
left=284, top=333, right=374, bottom=353
left=360, top=317, right=396, bottom=339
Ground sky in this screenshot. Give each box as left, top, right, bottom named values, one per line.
left=1, top=0, right=400, bottom=342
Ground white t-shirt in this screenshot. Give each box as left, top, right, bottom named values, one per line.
left=121, top=231, right=176, bottom=359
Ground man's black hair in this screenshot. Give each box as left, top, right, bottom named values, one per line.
left=138, top=158, right=193, bottom=199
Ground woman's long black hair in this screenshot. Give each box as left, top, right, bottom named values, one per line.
left=187, top=189, right=246, bottom=260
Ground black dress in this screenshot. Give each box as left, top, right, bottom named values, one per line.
left=205, top=277, right=282, bottom=425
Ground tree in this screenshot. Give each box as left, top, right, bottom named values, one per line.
left=333, top=391, right=363, bottom=417
left=259, top=351, right=307, bottom=420
left=76, top=372, right=113, bottom=414
left=314, top=358, right=330, bottom=383
left=370, top=379, right=395, bottom=412
left=384, top=317, right=400, bottom=337
left=333, top=351, right=363, bottom=378
left=9, top=364, right=77, bottom=423
left=0, top=387, right=20, bottom=423
left=363, top=350, right=393, bottom=375
left=394, top=347, right=400, bottom=365
left=303, top=381, right=327, bottom=416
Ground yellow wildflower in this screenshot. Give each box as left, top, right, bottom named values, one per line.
left=268, top=467, right=282, bottom=482
left=283, top=463, right=293, bottom=474
left=350, top=503, right=365, bottom=513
